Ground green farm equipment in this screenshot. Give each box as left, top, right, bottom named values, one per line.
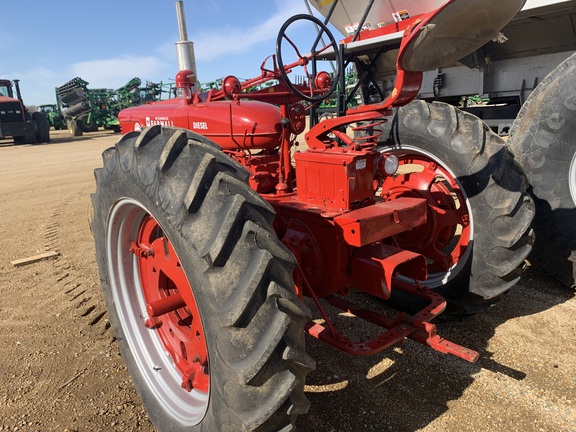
left=55, top=77, right=166, bottom=137
left=56, top=77, right=119, bottom=136
left=114, top=78, right=164, bottom=110
left=36, top=104, right=65, bottom=130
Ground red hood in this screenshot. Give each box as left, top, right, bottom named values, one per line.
left=0, top=95, right=21, bottom=104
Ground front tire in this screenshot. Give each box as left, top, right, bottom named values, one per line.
left=381, top=101, right=535, bottom=313
left=91, top=126, right=313, bottom=431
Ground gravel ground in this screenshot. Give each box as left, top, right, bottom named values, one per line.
left=0, top=129, right=574, bottom=432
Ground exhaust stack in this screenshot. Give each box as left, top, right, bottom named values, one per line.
left=175, top=1, right=198, bottom=79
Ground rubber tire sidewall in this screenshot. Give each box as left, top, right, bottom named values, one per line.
left=78, top=114, right=99, bottom=132
left=509, top=52, right=576, bottom=287
left=92, top=127, right=311, bottom=431
left=32, top=111, right=50, bottom=143
left=384, top=101, right=534, bottom=313
left=94, top=173, right=228, bottom=431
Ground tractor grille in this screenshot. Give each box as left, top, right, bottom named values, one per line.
left=0, top=101, right=25, bottom=123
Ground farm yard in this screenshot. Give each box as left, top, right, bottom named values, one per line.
left=0, top=130, right=574, bottom=431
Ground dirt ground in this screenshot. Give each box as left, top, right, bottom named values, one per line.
left=0, top=129, right=575, bottom=432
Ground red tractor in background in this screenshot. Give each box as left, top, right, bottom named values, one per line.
left=0, top=78, right=50, bottom=144
left=91, top=0, right=534, bottom=430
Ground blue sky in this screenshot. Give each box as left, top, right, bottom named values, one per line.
left=0, top=0, right=339, bottom=105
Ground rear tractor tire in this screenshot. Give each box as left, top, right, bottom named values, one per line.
left=377, top=100, right=535, bottom=314
left=32, top=111, right=50, bottom=143
left=91, top=126, right=313, bottom=431
left=509, top=52, right=576, bottom=288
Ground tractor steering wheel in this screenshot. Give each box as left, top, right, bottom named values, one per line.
left=276, top=14, right=341, bottom=103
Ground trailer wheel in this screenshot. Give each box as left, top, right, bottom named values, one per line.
left=379, top=101, right=534, bottom=313
left=91, top=126, right=313, bottom=431
left=68, top=119, right=83, bottom=137
left=78, top=114, right=98, bottom=133
left=509, top=52, right=576, bottom=288
left=32, top=112, right=50, bottom=143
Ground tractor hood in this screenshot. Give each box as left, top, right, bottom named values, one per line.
left=119, top=98, right=283, bottom=151
left=0, top=95, right=21, bottom=104
left=0, top=96, right=26, bottom=122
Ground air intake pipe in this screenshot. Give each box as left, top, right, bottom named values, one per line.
left=175, top=1, right=198, bottom=90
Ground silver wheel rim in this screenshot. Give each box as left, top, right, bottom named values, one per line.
left=106, top=198, right=209, bottom=426
left=569, top=147, right=576, bottom=205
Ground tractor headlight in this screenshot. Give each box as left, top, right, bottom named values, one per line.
left=379, top=154, right=399, bottom=175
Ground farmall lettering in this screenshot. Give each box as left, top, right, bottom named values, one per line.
left=145, top=116, right=175, bottom=127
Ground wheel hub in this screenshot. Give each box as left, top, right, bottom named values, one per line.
left=133, top=215, right=210, bottom=393
left=106, top=199, right=209, bottom=426
left=380, top=150, right=472, bottom=276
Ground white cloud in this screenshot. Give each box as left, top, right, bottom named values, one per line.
left=3, top=1, right=315, bottom=104
left=70, top=56, right=168, bottom=89
left=192, top=2, right=307, bottom=61
left=1, top=68, right=66, bottom=105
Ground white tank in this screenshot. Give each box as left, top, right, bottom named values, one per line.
left=309, top=0, right=447, bottom=36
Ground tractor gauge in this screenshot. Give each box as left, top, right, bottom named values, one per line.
left=289, top=103, right=307, bottom=134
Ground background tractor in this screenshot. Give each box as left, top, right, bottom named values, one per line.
left=91, top=0, right=568, bottom=430
left=0, top=78, right=50, bottom=144
left=36, top=104, right=65, bottom=130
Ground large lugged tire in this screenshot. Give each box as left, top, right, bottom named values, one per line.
left=509, top=52, right=576, bottom=287
left=380, top=101, right=535, bottom=313
left=91, top=126, right=313, bottom=431
left=32, top=111, right=50, bottom=143
left=78, top=114, right=99, bottom=133
left=68, top=119, right=83, bottom=137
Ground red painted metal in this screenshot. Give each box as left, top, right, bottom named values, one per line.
left=304, top=280, right=479, bottom=362
left=118, top=0, right=481, bottom=362
left=227, top=152, right=280, bottom=194
left=333, top=197, right=427, bottom=247
left=274, top=197, right=428, bottom=300
left=146, top=293, right=186, bottom=318
left=341, top=16, right=422, bottom=44
left=294, top=148, right=378, bottom=211
left=380, top=152, right=471, bottom=273
left=120, top=99, right=284, bottom=151
left=350, top=243, right=427, bottom=299
left=133, top=215, right=210, bottom=392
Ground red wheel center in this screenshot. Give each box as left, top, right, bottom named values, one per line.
left=381, top=154, right=471, bottom=273
left=131, top=215, right=209, bottom=393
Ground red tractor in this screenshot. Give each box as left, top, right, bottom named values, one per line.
left=0, top=79, right=50, bottom=144
left=91, top=0, right=533, bottom=430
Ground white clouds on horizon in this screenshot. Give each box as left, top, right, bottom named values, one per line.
left=192, top=2, right=307, bottom=62
left=70, top=56, right=168, bottom=89
left=3, top=56, right=173, bottom=105
left=7, top=0, right=311, bottom=104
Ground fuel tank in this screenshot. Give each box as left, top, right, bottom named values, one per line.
left=119, top=98, right=283, bottom=151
